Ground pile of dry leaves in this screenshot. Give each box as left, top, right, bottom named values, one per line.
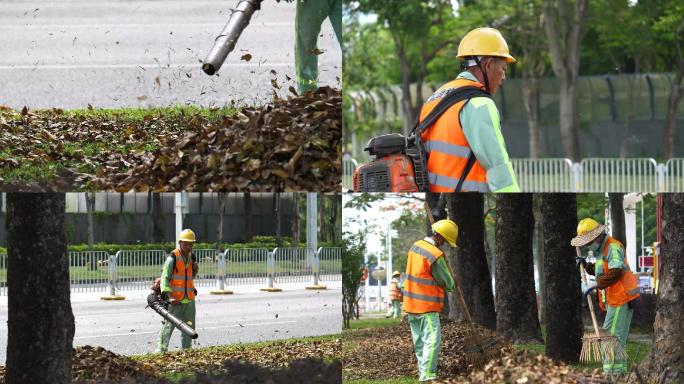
left=0, top=338, right=341, bottom=383
left=438, top=349, right=606, bottom=384
left=0, top=346, right=156, bottom=384
left=137, top=338, right=341, bottom=374
left=0, top=87, right=340, bottom=191
left=343, top=318, right=507, bottom=381
left=344, top=320, right=608, bottom=384
left=75, top=358, right=341, bottom=384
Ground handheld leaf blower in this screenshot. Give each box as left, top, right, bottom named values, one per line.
left=202, top=0, right=262, bottom=75
left=146, top=292, right=198, bottom=339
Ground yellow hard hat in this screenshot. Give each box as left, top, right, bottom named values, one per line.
left=392, top=271, right=401, bottom=277
left=431, top=219, right=458, bottom=248
left=457, top=27, right=516, bottom=63
left=179, top=229, right=196, bottom=243
left=570, top=218, right=605, bottom=247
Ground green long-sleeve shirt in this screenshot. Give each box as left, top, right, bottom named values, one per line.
left=457, top=71, right=520, bottom=192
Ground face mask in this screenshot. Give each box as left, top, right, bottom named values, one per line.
left=587, top=240, right=601, bottom=253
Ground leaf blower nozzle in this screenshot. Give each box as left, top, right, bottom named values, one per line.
left=146, top=293, right=198, bottom=339
left=202, top=0, right=262, bottom=75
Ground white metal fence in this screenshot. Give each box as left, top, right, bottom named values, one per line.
left=343, top=156, right=684, bottom=192
left=342, top=153, right=358, bottom=191
left=274, top=247, right=312, bottom=283
left=318, top=246, right=342, bottom=281
left=513, top=158, right=576, bottom=192
left=580, top=158, right=659, bottom=192
left=0, top=247, right=342, bottom=296
left=664, top=158, right=684, bottom=192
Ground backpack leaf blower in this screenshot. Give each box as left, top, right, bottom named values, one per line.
left=353, top=86, right=490, bottom=192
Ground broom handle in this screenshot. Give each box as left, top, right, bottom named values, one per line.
left=576, top=247, right=602, bottom=339
left=424, top=201, right=483, bottom=346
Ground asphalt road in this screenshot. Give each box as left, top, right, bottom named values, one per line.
left=0, top=284, right=341, bottom=363
left=0, top=0, right=342, bottom=109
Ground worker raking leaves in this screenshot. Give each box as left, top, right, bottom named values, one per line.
left=402, top=219, right=458, bottom=382
left=572, top=218, right=641, bottom=375
left=155, top=229, right=200, bottom=352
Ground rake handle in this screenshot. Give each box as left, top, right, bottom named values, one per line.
left=576, top=247, right=602, bottom=339
left=424, top=200, right=486, bottom=352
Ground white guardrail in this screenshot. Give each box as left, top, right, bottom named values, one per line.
left=342, top=157, right=684, bottom=192
left=0, top=247, right=341, bottom=296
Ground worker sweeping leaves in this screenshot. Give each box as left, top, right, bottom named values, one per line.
left=402, top=219, right=457, bottom=382
left=420, top=27, right=519, bottom=192
left=572, top=218, right=640, bottom=375
left=156, top=229, right=199, bottom=352
left=386, top=271, right=403, bottom=319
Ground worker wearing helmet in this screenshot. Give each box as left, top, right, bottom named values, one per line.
left=420, top=27, right=519, bottom=192
left=572, top=218, right=640, bottom=375
left=386, top=271, right=403, bottom=319
left=403, top=219, right=457, bottom=381
left=156, top=229, right=199, bottom=352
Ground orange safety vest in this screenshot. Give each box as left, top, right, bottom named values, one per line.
left=169, top=249, right=196, bottom=301
left=403, top=239, right=445, bottom=314
left=597, top=237, right=640, bottom=311
left=389, top=279, right=403, bottom=302
left=419, top=78, right=490, bottom=192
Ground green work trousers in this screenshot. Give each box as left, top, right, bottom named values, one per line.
left=156, top=300, right=196, bottom=352
left=408, top=312, right=441, bottom=381
left=295, top=0, right=342, bottom=94
left=391, top=300, right=402, bottom=318
left=602, top=302, right=633, bottom=374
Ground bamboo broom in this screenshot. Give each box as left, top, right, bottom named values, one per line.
left=576, top=247, right=628, bottom=364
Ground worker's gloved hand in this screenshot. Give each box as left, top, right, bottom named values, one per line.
left=582, top=284, right=597, bottom=303
left=575, top=257, right=587, bottom=269
left=161, top=291, right=169, bottom=302
left=192, top=262, right=199, bottom=277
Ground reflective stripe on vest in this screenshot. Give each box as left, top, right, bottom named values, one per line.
left=169, top=249, right=195, bottom=301
left=403, top=240, right=445, bottom=314
left=600, top=237, right=640, bottom=308
left=420, top=78, right=490, bottom=192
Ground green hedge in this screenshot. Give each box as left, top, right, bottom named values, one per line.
left=0, top=236, right=339, bottom=255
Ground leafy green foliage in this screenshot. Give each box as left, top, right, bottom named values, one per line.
left=342, top=230, right=367, bottom=329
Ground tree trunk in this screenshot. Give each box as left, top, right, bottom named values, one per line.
left=533, top=194, right=546, bottom=324
left=543, top=0, right=588, bottom=162
left=216, top=193, right=227, bottom=253
left=330, top=193, right=340, bottom=244
left=400, top=57, right=416, bottom=136
left=639, top=193, right=684, bottom=382
left=663, top=71, right=683, bottom=159
left=522, top=78, right=543, bottom=158
left=152, top=192, right=165, bottom=243
left=86, top=192, right=96, bottom=271
left=292, top=193, right=301, bottom=246
left=6, top=193, right=74, bottom=384
left=495, top=194, right=543, bottom=343
left=447, top=194, right=496, bottom=330
left=541, top=193, right=582, bottom=363
left=609, top=193, right=626, bottom=245
left=558, top=81, right=580, bottom=161
left=244, top=192, right=253, bottom=242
